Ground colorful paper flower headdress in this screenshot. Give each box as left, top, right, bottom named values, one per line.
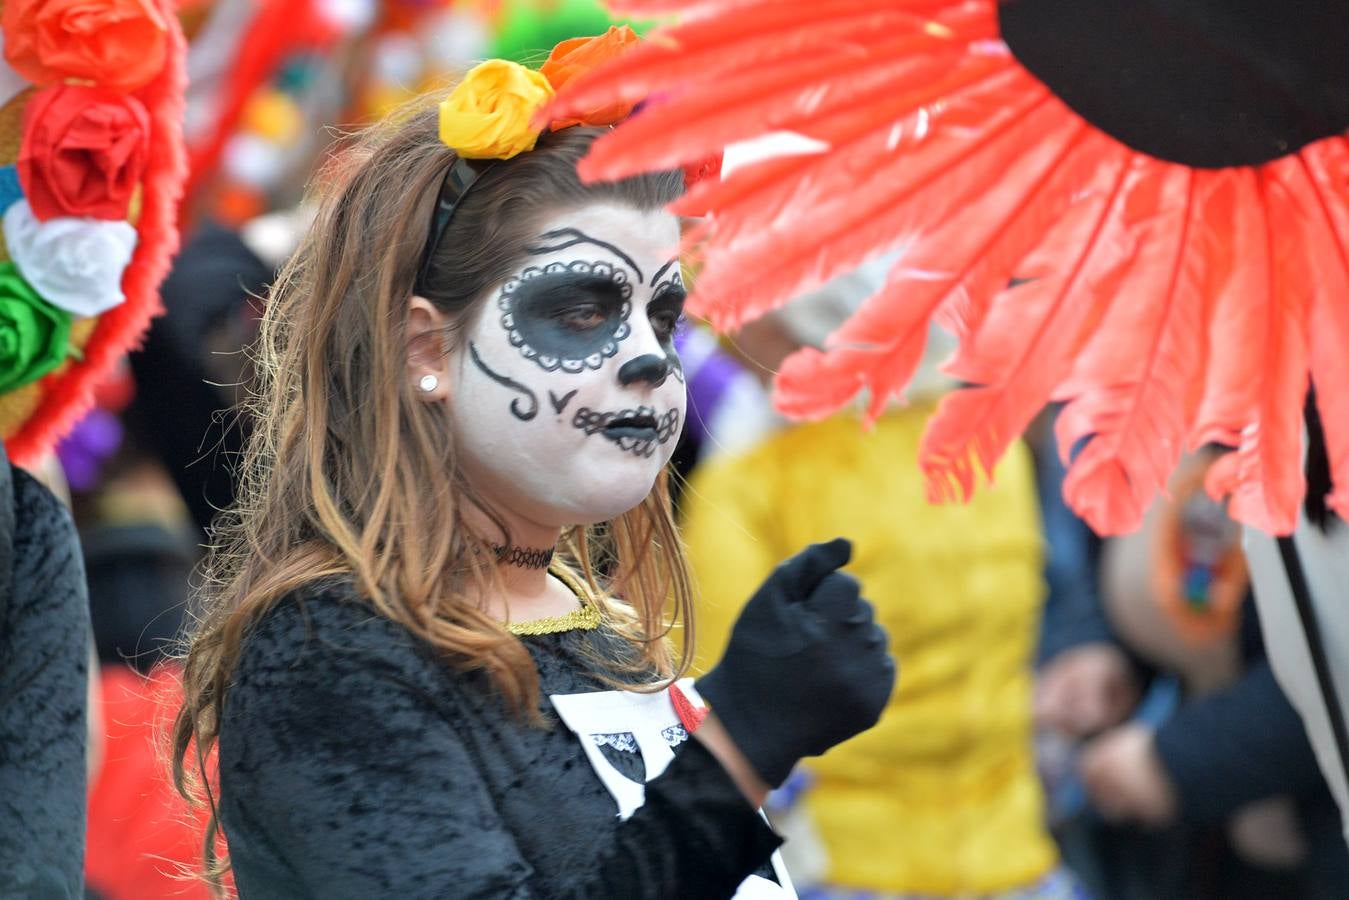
left=0, top=0, right=187, bottom=466
left=441, top=25, right=643, bottom=161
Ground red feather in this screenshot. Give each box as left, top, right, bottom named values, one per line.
left=666, top=52, right=1020, bottom=235
left=1188, top=170, right=1266, bottom=450
left=1301, top=138, right=1349, bottom=521
left=570, top=28, right=987, bottom=184
left=773, top=121, right=1107, bottom=422
left=1053, top=166, right=1218, bottom=534
left=683, top=66, right=1049, bottom=331
left=695, top=83, right=1049, bottom=331
left=546, top=0, right=970, bottom=143
left=920, top=147, right=1137, bottom=503
left=1204, top=162, right=1312, bottom=534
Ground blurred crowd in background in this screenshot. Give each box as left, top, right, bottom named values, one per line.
left=48, top=1, right=1349, bottom=898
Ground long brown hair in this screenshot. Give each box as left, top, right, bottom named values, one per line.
left=171, top=99, right=692, bottom=882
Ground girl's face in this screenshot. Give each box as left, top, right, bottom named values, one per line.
left=446, top=203, right=686, bottom=528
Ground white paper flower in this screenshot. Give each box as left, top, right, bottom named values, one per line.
left=3, top=200, right=137, bottom=318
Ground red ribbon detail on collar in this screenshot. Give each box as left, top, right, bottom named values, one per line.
left=669, top=682, right=709, bottom=734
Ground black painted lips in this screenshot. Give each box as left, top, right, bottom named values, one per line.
left=573, top=405, right=682, bottom=458
left=603, top=411, right=659, bottom=438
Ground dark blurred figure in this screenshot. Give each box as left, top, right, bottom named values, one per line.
left=77, top=438, right=198, bottom=673
left=128, top=219, right=278, bottom=535
left=1034, top=439, right=1349, bottom=900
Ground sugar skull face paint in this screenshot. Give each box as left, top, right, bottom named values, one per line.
left=446, top=204, right=686, bottom=528
left=498, top=258, right=633, bottom=374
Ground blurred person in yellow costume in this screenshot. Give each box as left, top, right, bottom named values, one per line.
left=681, top=258, right=1082, bottom=899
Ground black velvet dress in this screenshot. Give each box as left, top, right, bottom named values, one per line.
left=218, top=577, right=787, bottom=899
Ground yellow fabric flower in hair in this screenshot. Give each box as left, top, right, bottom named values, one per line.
left=439, top=60, right=556, bottom=160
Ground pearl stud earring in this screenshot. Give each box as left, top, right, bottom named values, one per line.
left=419, top=374, right=439, bottom=393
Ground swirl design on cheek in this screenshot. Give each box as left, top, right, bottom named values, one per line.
left=498, top=261, right=633, bottom=373
left=469, top=342, right=538, bottom=421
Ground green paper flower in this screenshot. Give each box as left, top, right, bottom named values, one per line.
left=0, top=261, right=72, bottom=393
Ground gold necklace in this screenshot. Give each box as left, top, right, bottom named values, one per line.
left=505, top=562, right=602, bottom=636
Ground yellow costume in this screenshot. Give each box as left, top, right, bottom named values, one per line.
left=682, top=404, right=1058, bottom=895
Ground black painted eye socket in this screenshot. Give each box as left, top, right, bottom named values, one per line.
left=555, top=303, right=610, bottom=331
left=647, top=282, right=686, bottom=343
left=498, top=261, right=633, bottom=373
left=649, top=310, right=682, bottom=341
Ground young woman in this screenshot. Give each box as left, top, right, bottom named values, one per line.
left=172, top=46, right=894, bottom=900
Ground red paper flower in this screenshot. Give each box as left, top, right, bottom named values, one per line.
left=2, top=0, right=168, bottom=92
left=18, top=83, right=150, bottom=222
left=682, top=152, right=722, bottom=189
left=541, top=26, right=642, bottom=130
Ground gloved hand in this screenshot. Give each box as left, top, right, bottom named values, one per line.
left=696, top=538, right=896, bottom=787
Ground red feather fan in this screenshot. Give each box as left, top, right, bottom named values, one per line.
left=546, top=0, right=1349, bottom=535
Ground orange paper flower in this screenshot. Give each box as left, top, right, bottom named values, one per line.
left=3, top=0, right=169, bottom=92
left=541, top=25, right=641, bottom=130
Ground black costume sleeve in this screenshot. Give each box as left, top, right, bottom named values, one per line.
left=0, top=452, right=89, bottom=898
left=1154, top=660, right=1328, bottom=824
left=221, top=598, right=780, bottom=900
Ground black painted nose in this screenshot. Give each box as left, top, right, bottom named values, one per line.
left=618, top=353, right=672, bottom=388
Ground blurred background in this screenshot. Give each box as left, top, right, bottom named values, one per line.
left=51, top=1, right=1348, bottom=898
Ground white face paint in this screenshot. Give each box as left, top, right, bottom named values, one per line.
left=446, top=203, right=687, bottom=529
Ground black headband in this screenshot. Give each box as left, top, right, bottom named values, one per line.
left=414, top=156, right=495, bottom=295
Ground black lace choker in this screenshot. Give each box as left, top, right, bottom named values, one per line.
left=493, top=544, right=554, bottom=570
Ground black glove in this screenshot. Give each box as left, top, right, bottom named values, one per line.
left=696, top=538, right=896, bottom=787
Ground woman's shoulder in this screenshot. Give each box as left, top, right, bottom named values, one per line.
left=234, top=581, right=445, bottom=691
